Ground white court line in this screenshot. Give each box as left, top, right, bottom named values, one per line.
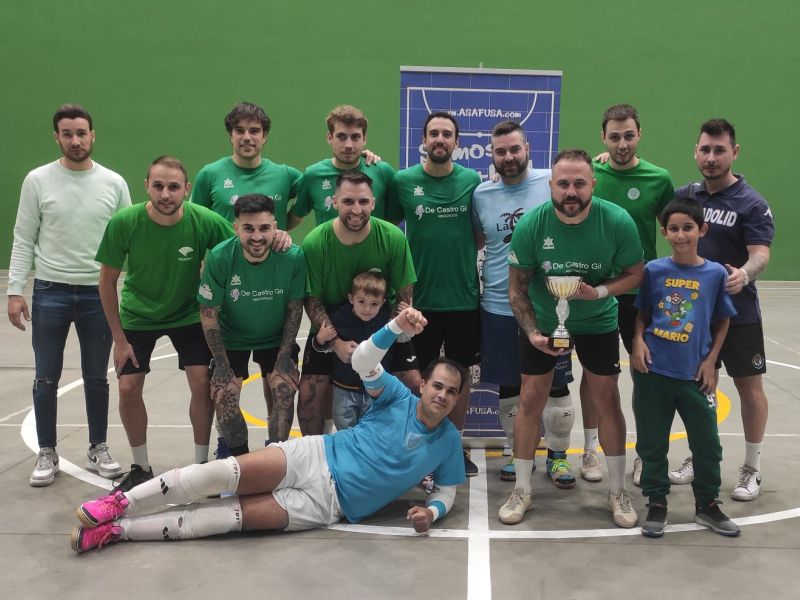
left=767, top=359, right=800, bottom=371
left=0, top=405, right=33, bottom=422
left=468, top=449, right=491, bottom=600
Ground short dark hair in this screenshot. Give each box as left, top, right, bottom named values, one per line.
left=233, top=193, right=275, bottom=218
left=326, top=105, right=368, bottom=135
left=659, top=197, right=704, bottom=228
left=147, top=155, right=188, bottom=183
left=422, top=357, right=469, bottom=394
left=53, top=104, right=93, bottom=132
left=224, top=102, right=271, bottom=135
left=351, top=270, right=387, bottom=299
left=601, top=104, right=640, bottom=133
left=552, top=148, right=593, bottom=168
left=699, top=118, right=736, bottom=146
left=423, top=111, right=459, bottom=139
left=336, top=170, right=373, bottom=191
left=491, top=120, right=524, bottom=139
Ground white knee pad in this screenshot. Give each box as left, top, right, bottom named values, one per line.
left=498, top=395, right=520, bottom=443
left=543, top=394, right=575, bottom=452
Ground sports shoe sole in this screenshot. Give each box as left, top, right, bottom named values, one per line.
left=641, top=521, right=667, bottom=538
left=499, top=471, right=516, bottom=482
left=549, top=473, right=577, bottom=489
left=76, top=505, right=104, bottom=528
left=86, top=461, right=123, bottom=479
left=693, top=514, right=741, bottom=537
left=30, top=463, right=59, bottom=487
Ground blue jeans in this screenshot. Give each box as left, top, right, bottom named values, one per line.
left=31, top=279, right=112, bottom=448
left=332, top=387, right=373, bottom=430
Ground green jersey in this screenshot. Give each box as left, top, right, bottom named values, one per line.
left=387, top=163, right=481, bottom=311
left=593, top=158, right=674, bottom=262
left=96, top=202, right=234, bottom=330
left=508, top=198, right=643, bottom=335
left=197, top=238, right=306, bottom=350
left=292, top=157, right=395, bottom=224
left=191, top=156, right=302, bottom=228
left=302, top=217, right=416, bottom=312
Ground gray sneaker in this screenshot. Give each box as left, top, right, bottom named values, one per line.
left=86, top=443, right=123, bottom=479
left=694, top=500, right=741, bottom=536
left=641, top=501, right=668, bottom=538
left=30, top=447, right=59, bottom=487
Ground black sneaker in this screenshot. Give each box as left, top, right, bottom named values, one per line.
left=694, top=500, right=741, bottom=537
left=112, top=464, right=154, bottom=493
left=641, top=500, right=668, bottom=538
left=464, top=450, right=479, bottom=477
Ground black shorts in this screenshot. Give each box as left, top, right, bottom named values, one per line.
left=518, top=329, right=621, bottom=377
left=390, top=340, right=419, bottom=372
left=414, top=309, right=481, bottom=370
left=716, top=321, right=767, bottom=377
left=300, top=338, right=333, bottom=377
left=226, top=344, right=301, bottom=379
left=120, top=322, right=211, bottom=375
left=616, top=293, right=637, bottom=355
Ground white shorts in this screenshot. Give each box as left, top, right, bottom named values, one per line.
left=273, top=436, right=342, bottom=531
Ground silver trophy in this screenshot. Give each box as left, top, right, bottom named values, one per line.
left=545, top=275, right=583, bottom=350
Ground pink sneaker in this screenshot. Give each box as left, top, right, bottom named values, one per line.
left=71, top=522, right=122, bottom=553
left=77, top=490, right=129, bottom=527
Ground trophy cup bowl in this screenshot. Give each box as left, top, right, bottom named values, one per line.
left=545, top=275, right=583, bottom=350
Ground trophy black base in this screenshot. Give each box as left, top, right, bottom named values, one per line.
left=548, top=335, right=574, bottom=351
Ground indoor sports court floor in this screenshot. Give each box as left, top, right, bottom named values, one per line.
left=1, top=275, right=798, bottom=600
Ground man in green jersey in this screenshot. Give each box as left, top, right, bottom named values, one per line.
left=198, top=194, right=305, bottom=454
left=191, top=102, right=302, bottom=230
left=299, top=171, right=418, bottom=435
left=498, top=149, right=644, bottom=528
left=96, top=156, right=234, bottom=492
left=386, top=111, right=482, bottom=476
left=289, top=105, right=395, bottom=224
left=580, top=104, right=675, bottom=486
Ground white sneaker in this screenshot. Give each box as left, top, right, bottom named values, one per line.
left=608, top=489, right=638, bottom=528
left=581, top=450, right=603, bottom=482
left=668, top=456, right=694, bottom=484
left=632, top=457, right=643, bottom=487
left=731, top=465, right=761, bottom=501
left=86, top=443, right=122, bottom=479
left=30, top=447, right=59, bottom=487
left=498, top=488, right=533, bottom=524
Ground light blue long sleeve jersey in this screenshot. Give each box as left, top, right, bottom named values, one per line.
left=471, top=169, right=551, bottom=316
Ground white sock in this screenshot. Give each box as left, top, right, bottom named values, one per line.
left=120, top=496, right=243, bottom=541
left=323, top=419, right=335, bottom=434
left=194, top=444, right=209, bottom=464
left=515, top=458, right=534, bottom=494
left=606, top=454, right=626, bottom=492
left=126, top=458, right=241, bottom=517
left=543, top=394, right=574, bottom=452
left=584, top=428, right=599, bottom=453
left=744, top=441, right=762, bottom=470
left=131, top=443, right=150, bottom=469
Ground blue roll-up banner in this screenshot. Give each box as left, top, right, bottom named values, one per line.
left=400, top=66, right=563, bottom=441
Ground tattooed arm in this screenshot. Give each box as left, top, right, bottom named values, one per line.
left=305, top=295, right=357, bottom=363
left=508, top=265, right=562, bottom=356
left=199, top=305, right=247, bottom=449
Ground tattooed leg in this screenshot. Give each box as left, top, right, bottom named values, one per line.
left=215, top=378, right=249, bottom=455
left=265, top=375, right=297, bottom=442
left=297, top=374, right=329, bottom=435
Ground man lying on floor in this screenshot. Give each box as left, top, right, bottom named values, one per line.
left=71, top=307, right=465, bottom=552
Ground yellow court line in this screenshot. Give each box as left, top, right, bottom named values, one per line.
left=238, top=363, right=733, bottom=449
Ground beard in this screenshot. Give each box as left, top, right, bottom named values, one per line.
left=553, top=195, right=590, bottom=218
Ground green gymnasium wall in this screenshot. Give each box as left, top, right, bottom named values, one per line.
left=1, top=0, right=797, bottom=279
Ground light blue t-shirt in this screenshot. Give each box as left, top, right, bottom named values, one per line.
left=635, top=257, right=736, bottom=380
left=471, top=169, right=551, bottom=316
left=324, top=375, right=465, bottom=523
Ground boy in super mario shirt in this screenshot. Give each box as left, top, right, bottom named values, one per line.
left=631, top=197, right=739, bottom=538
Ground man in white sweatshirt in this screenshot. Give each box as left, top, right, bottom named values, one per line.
left=7, top=104, right=131, bottom=486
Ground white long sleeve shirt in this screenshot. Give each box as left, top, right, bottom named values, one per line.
left=7, top=160, right=131, bottom=295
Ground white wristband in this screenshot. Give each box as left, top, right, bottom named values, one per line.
left=595, top=285, right=609, bottom=299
